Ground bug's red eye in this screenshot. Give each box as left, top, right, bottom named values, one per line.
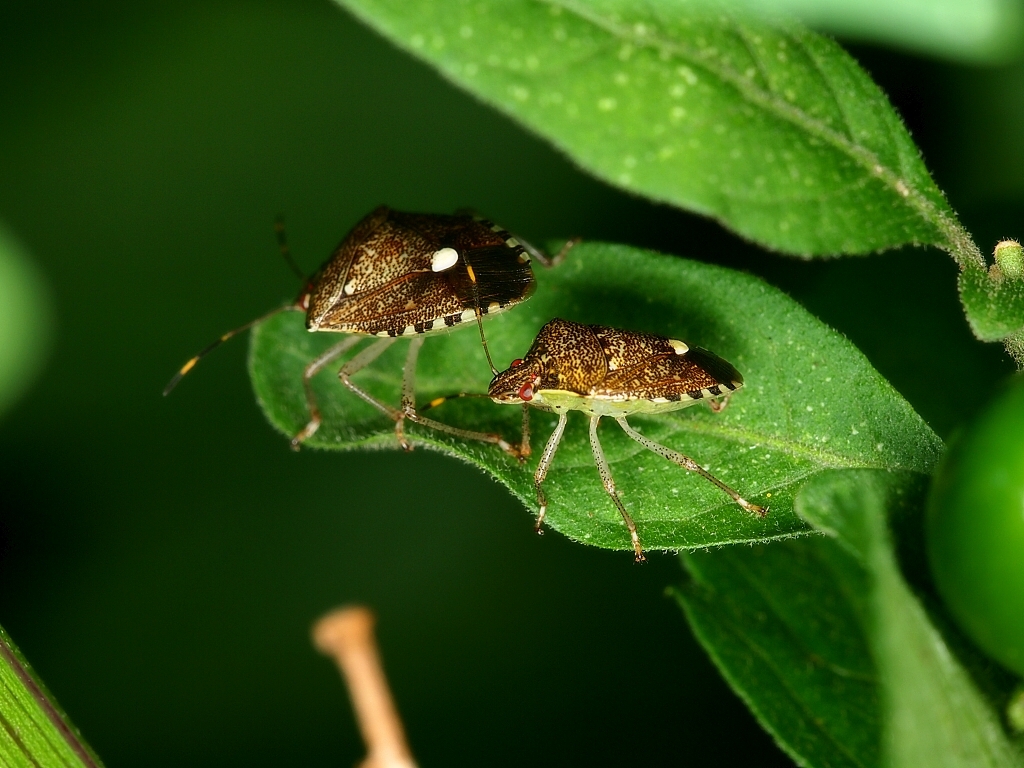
left=518, top=379, right=534, bottom=401
left=511, top=358, right=523, bottom=367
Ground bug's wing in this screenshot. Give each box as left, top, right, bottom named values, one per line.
left=309, top=210, right=533, bottom=334
left=448, top=245, right=534, bottom=311
left=591, top=325, right=671, bottom=371
left=592, top=325, right=743, bottom=400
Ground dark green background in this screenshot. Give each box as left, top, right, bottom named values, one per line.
left=0, top=1, right=1020, bottom=765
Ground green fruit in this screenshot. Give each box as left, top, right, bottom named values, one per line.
left=927, top=375, right=1024, bottom=675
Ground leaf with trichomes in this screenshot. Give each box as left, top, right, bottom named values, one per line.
left=250, top=242, right=942, bottom=553
left=676, top=470, right=1023, bottom=768
left=799, top=471, right=1021, bottom=768
left=332, top=0, right=982, bottom=267
left=959, top=264, right=1024, bottom=365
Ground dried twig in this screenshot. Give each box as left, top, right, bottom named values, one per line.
left=313, top=606, right=418, bottom=768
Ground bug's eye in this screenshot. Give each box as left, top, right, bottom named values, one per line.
left=298, top=292, right=311, bottom=311
left=517, top=379, right=534, bottom=401
left=511, top=358, right=523, bottom=367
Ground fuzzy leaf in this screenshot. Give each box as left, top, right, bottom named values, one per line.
left=959, top=265, right=1024, bottom=342
left=249, top=242, right=942, bottom=553
left=676, top=535, right=881, bottom=768
left=676, top=470, right=1023, bottom=768
left=331, top=0, right=983, bottom=267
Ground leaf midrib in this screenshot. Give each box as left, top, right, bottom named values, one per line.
left=544, top=0, right=982, bottom=267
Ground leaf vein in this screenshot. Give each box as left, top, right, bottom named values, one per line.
left=545, top=0, right=982, bottom=267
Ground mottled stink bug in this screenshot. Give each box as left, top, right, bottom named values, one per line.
left=166, top=206, right=569, bottom=454
left=486, top=318, right=767, bottom=561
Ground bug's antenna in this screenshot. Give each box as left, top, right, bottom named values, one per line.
left=275, top=216, right=307, bottom=281
left=163, top=305, right=293, bottom=396
left=462, top=254, right=499, bottom=376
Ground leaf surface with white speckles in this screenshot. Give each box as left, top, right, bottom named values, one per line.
left=331, top=0, right=982, bottom=269
left=250, top=242, right=942, bottom=553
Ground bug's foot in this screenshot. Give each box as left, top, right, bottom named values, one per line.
left=291, top=419, right=320, bottom=451
left=517, top=442, right=532, bottom=464
left=739, top=498, right=768, bottom=517
left=709, top=394, right=732, bottom=414
left=534, top=504, right=547, bottom=534
left=394, top=419, right=413, bottom=451
left=549, top=236, right=581, bottom=267
left=494, top=435, right=524, bottom=461
left=630, top=532, right=647, bottom=563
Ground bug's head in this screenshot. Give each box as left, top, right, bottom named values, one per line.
left=488, top=356, right=543, bottom=404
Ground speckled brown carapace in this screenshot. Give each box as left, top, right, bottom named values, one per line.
left=485, top=318, right=762, bottom=562
left=489, top=318, right=743, bottom=412
left=304, top=206, right=534, bottom=337
left=167, top=206, right=552, bottom=458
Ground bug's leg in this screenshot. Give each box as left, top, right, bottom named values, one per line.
left=518, top=236, right=580, bottom=269
left=708, top=393, right=732, bottom=414
left=335, top=336, right=409, bottom=442
left=533, top=411, right=568, bottom=532
left=519, top=403, right=532, bottom=460
left=589, top=416, right=645, bottom=562
left=291, top=335, right=364, bottom=450
left=393, top=335, right=425, bottom=449
left=398, top=336, right=523, bottom=459
left=615, top=416, right=767, bottom=516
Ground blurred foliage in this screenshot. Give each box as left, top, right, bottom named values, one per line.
left=0, top=225, right=51, bottom=419
left=0, top=1, right=1022, bottom=766
left=719, top=0, right=1024, bottom=64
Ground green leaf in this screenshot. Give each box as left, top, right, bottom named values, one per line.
left=0, top=223, right=52, bottom=419
left=717, top=0, right=1024, bottom=64
left=801, top=470, right=1022, bottom=768
left=249, top=242, right=942, bottom=553
left=959, top=265, right=1024, bottom=342
left=676, top=470, right=1023, bottom=768
left=0, top=624, right=104, bottom=768
left=676, top=536, right=881, bottom=768
left=332, top=0, right=982, bottom=267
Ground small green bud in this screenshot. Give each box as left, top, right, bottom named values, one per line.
left=994, top=239, right=1024, bottom=280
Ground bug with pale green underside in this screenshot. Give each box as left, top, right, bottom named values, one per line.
left=486, top=318, right=767, bottom=561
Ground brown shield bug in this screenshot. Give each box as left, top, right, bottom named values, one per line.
left=165, top=206, right=571, bottom=454
left=485, top=318, right=767, bottom=561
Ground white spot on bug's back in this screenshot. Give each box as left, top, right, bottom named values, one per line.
left=343, top=281, right=356, bottom=295
left=431, top=247, right=459, bottom=272
left=668, top=339, right=689, bottom=355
